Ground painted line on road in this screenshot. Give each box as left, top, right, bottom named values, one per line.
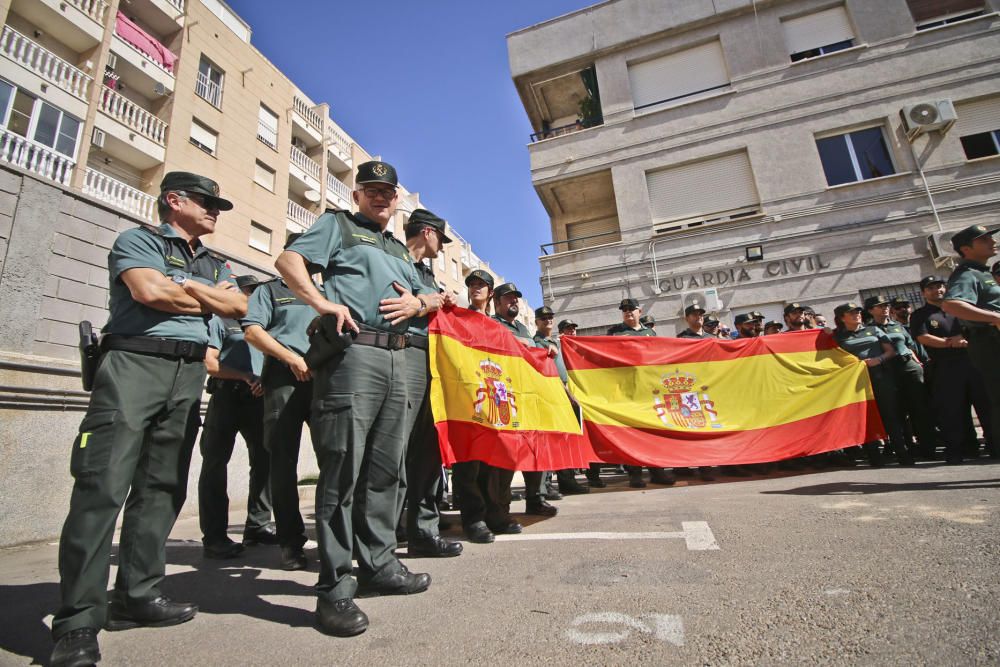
left=495, top=521, right=719, bottom=550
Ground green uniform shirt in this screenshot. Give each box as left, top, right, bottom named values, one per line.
left=607, top=323, right=657, bottom=336
left=493, top=315, right=536, bottom=348
left=208, top=315, right=264, bottom=376
left=105, top=223, right=232, bottom=344
left=677, top=328, right=712, bottom=339
left=835, top=325, right=890, bottom=360
left=285, top=210, right=431, bottom=333
left=241, top=279, right=315, bottom=357
left=944, top=260, right=1000, bottom=327
left=408, top=260, right=438, bottom=336
left=534, top=333, right=568, bottom=383
left=875, top=321, right=916, bottom=359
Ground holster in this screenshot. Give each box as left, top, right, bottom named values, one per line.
left=304, top=315, right=355, bottom=370
left=78, top=321, right=103, bottom=391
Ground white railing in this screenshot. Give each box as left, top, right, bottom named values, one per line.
left=67, top=0, right=110, bottom=24
left=326, top=173, right=351, bottom=203
left=194, top=70, right=222, bottom=108
left=112, top=33, right=175, bottom=77
left=293, top=96, right=323, bottom=132
left=287, top=199, right=318, bottom=229
left=290, top=145, right=321, bottom=180
left=257, top=118, right=277, bottom=149
left=98, top=87, right=168, bottom=144
left=84, top=168, right=156, bottom=222
left=326, top=127, right=351, bottom=156
left=165, top=0, right=185, bottom=14
left=0, top=26, right=93, bottom=100
left=0, top=128, right=75, bottom=185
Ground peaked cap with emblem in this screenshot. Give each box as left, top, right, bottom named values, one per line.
left=684, top=304, right=704, bottom=316
left=407, top=208, right=452, bottom=244
left=356, top=160, right=398, bottom=187
left=863, top=294, right=890, bottom=310
left=619, top=298, right=639, bottom=311
left=493, top=282, right=522, bottom=300
left=950, top=224, right=997, bottom=252
left=834, top=302, right=863, bottom=317
left=160, top=171, right=233, bottom=211
left=890, top=296, right=910, bottom=307
left=640, top=314, right=656, bottom=326
left=920, top=275, right=944, bottom=289
left=783, top=302, right=807, bottom=315
left=557, top=318, right=578, bottom=332
left=465, top=269, right=495, bottom=289
left=764, top=320, right=783, bottom=331
left=535, top=305, right=554, bottom=318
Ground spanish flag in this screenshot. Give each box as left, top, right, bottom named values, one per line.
left=429, top=307, right=595, bottom=471
left=561, top=331, right=884, bottom=467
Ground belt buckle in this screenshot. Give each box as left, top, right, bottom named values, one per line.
left=388, top=333, right=405, bottom=350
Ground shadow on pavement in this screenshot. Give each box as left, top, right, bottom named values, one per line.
left=0, top=580, right=58, bottom=665
left=761, top=478, right=1000, bottom=496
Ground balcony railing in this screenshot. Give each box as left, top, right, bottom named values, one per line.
left=84, top=168, right=156, bottom=222
left=293, top=96, right=323, bottom=132
left=290, top=145, right=321, bottom=181
left=529, top=116, right=602, bottom=143
left=0, top=128, right=75, bottom=185
left=0, top=26, right=93, bottom=101
left=326, top=173, right=351, bottom=203
left=326, top=127, right=351, bottom=155
left=68, top=0, right=110, bottom=24
left=287, top=199, right=318, bottom=229
left=165, top=0, right=185, bottom=13
left=98, top=87, right=168, bottom=144
left=257, top=118, right=277, bottom=149
left=194, top=70, right=222, bottom=108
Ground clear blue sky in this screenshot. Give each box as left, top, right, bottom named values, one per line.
left=226, top=0, right=596, bottom=308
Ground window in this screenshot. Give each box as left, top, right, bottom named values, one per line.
left=249, top=221, right=271, bottom=253
left=254, top=160, right=275, bottom=190
left=859, top=283, right=922, bottom=308
left=257, top=104, right=278, bottom=149
left=907, top=0, right=983, bottom=29
left=646, top=151, right=760, bottom=233
left=955, top=97, right=1000, bottom=159
left=782, top=6, right=855, bottom=62
left=627, top=40, right=729, bottom=111
left=816, top=126, right=895, bottom=187
left=437, top=253, right=445, bottom=272
left=189, top=118, right=218, bottom=155
left=451, top=259, right=459, bottom=281
left=196, top=55, right=224, bottom=108
left=0, top=81, right=80, bottom=158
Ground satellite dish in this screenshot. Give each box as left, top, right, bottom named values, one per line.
left=304, top=190, right=320, bottom=202
left=908, top=103, right=939, bottom=126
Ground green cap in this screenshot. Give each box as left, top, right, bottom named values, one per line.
left=407, top=208, right=452, bottom=244
left=619, top=298, right=639, bottom=311
left=557, top=318, right=578, bottom=332
left=951, top=224, right=997, bottom=252
left=863, top=294, right=890, bottom=310
left=640, top=314, right=656, bottom=326
left=465, top=269, right=494, bottom=289
left=356, top=160, right=398, bottom=186
left=834, top=302, right=863, bottom=317
left=535, top=306, right=554, bottom=319
left=159, top=171, right=233, bottom=211
left=890, top=296, right=910, bottom=308
left=494, top=282, right=522, bottom=300
left=684, top=304, right=704, bottom=316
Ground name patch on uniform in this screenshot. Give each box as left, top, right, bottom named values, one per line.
left=275, top=297, right=296, bottom=304
left=352, top=234, right=377, bottom=245
left=166, top=255, right=186, bottom=268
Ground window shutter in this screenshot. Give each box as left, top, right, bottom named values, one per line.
left=954, top=97, right=1000, bottom=136
left=906, top=0, right=982, bottom=22
left=782, top=6, right=854, bottom=55
left=565, top=216, right=621, bottom=251
left=254, top=160, right=275, bottom=190
left=628, top=41, right=729, bottom=110
left=249, top=222, right=271, bottom=253
left=646, top=152, right=759, bottom=224
left=190, top=119, right=217, bottom=153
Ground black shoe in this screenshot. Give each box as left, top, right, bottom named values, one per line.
left=242, top=524, right=279, bottom=546
left=722, top=466, right=751, bottom=477
left=559, top=480, right=590, bottom=495
left=628, top=475, right=647, bottom=488
left=511, top=492, right=524, bottom=501
left=408, top=535, right=463, bottom=558
left=280, top=545, right=308, bottom=571
left=203, top=538, right=245, bottom=560
left=356, top=563, right=431, bottom=598
left=105, top=595, right=197, bottom=631
left=525, top=499, right=558, bottom=516
left=316, top=598, right=368, bottom=637
left=585, top=476, right=607, bottom=488
left=698, top=467, right=716, bottom=482
left=488, top=520, right=523, bottom=534
left=649, top=469, right=676, bottom=485
left=464, top=521, right=495, bottom=543
left=51, top=628, right=100, bottom=667
left=544, top=485, right=563, bottom=501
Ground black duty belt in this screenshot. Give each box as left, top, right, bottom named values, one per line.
left=102, top=334, right=207, bottom=361
left=352, top=329, right=429, bottom=351
left=408, top=333, right=428, bottom=350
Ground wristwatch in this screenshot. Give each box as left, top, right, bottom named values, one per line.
left=172, top=274, right=188, bottom=287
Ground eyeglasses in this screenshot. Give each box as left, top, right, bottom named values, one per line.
left=361, top=186, right=397, bottom=201
left=176, top=191, right=219, bottom=211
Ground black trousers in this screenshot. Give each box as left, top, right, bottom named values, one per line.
left=452, top=461, right=514, bottom=527
left=262, top=361, right=311, bottom=549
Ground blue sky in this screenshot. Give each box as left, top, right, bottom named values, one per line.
left=226, top=0, right=596, bottom=308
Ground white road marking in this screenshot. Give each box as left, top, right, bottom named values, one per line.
left=495, top=521, right=720, bottom=551
left=565, top=612, right=685, bottom=646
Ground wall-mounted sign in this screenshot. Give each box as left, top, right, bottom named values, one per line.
left=658, top=254, right=830, bottom=293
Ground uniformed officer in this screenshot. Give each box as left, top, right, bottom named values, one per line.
left=198, top=275, right=273, bottom=560
left=783, top=303, right=809, bottom=332
left=608, top=298, right=675, bottom=487
left=677, top=304, right=712, bottom=338
left=942, top=224, right=1000, bottom=459
left=763, top=320, right=783, bottom=335
left=399, top=209, right=463, bottom=557
left=242, top=236, right=317, bottom=571
left=557, top=318, right=578, bottom=336
left=911, top=275, right=994, bottom=463
left=703, top=317, right=721, bottom=338
left=275, top=161, right=437, bottom=637
left=865, top=294, right=936, bottom=459
left=890, top=296, right=928, bottom=362
left=833, top=302, right=912, bottom=466
left=733, top=312, right=764, bottom=338
left=50, top=173, right=247, bottom=667
left=639, top=314, right=656, bottom=330
left=465, top=268, right=494, bottom=314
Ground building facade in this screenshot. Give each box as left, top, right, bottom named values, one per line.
left=508, top=0, right=1000, bottom=335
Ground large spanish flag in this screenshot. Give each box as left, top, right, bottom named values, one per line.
left=429, top=307, right=595, bottom=471
left=561, top=331, right=884, bottom=467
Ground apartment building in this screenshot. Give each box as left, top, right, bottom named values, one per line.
left=508, top=0, right=1000, bottom=334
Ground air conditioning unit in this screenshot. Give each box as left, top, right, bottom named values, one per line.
left=106, top=52, right=118, bottom=70
left=901, top=100, right=957, bottom=140
left=927, top=230, right=957, bottom=268
left=91, top=127, right=106, bottom=149
left=682, top=288, right=723, bottom=314
left=153, top=82, right=168, bottom=96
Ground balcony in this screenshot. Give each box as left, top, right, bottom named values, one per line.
left=111, top=11, right=177, bottom=95
left=0, top=127, right=75, bottom=185
left=93, top=86, right=167, bottom=169
left=83, top=168, right=156, bottom=222
left=0, top=26, right=93, bottom=102
left=326, top=126, right=352, bottom=172
left=124, top=0, right=186, bottom=36
left=291, top=95, right=323, bottom=145
left=325, top=172, right=351, bottom=209
left=98, top=87, right=167, bottom=144
left=9, top=0, right=107, bottom=51
left=289, top=144, right=321, bottom=196
left=194, top=70, right=222, bottom=108
left=287, top=199, right=318, bottom=231
left=527, top=65, right=603, bottom=143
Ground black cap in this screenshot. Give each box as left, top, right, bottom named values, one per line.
left=991, top=261, right=1000, bottom=274
left=684, top=304, right=705, bottom=316
left=640, top=314, right=655, bottom=327
left=863, top=294, right=890, bottom=310
left=919, top=275, right=944, bottom=289
left=704, top=317, right=720, bottom=327
left=160, top=171, right=233, bottom=211
left=535, top=306, right=554, bottom=319
left=734, top=313, right=752, bottom=325
left=834, top=302, right=863, bottom=317
left=406, top=208, right=452, bottom=244
left=235, top=275, right=261, bottom=291
left=783, top=302, right=806, bottom=315
left=557, top=319, right=578, bottom=332
left=465, top=269, right=495, bottom=290
left=950, top=224, right=997, bottom=252
left=764, top=320, right=783, bottom=330
left=493, top=282, right=522, bottom=300
left=619, top=298, right=639, bottom=311
left=356, top=160, right=398, bottom=186
left=890, top=296, right=910, bottom=308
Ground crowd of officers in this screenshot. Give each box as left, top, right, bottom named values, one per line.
left=47, top=158, right=1000, bottom=666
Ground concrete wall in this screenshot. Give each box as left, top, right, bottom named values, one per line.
left=0, top=164, right=318, bottom=546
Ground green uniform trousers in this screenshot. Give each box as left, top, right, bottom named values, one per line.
left=262, top=361, right=311, bottom=549
left=398, top=345, right=444, bottom=540
left=967, top=328, right=1000, bottom=450
left=869, top=365, right=909, bottom=458
left=197, top=383, right=270, bottom=545
left=311, top=343, right=407, bottom=601
left=891, top=358, right=937, bottom=453
left=53, top=350, right=204, bottom=638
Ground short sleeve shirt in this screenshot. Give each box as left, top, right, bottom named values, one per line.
left=607, top=323, right=657, bottom=336
left=534, top=333, right=568, bottom=383
left=944, top=260, right=1000, bottom=326
left=285, top=210, right=431, bottom=334
left=208, top=315, right=264, bottom=376
left=875, top=321, right=916, bottom=359
left=835, top=325, right=890, bottom=360
left=407, top=261, right=439, bottom=336
left=241, top=279, right=315, bottom=357
left=910, top=303, right=964, bottom=361
left=104, top=223, right=232, bottom=344
left=493, top=315, right=536, bottom=348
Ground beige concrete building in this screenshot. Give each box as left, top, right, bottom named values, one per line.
left=508, top=0, right=1000, bottom=335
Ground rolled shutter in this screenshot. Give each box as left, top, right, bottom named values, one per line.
left=628, top=41, right=729, bottom=110
left=646, top=152, right=759, bottom=224
left=954, top=97, right=1000, bottom=136
left=566, top=216, right=621, bottom=251
left=782, top=6, right=854, bottom=55
left=906, top=0, right=982, bottom=23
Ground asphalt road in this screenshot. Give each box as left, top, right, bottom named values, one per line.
left=2, top=460, right=998, bottom=666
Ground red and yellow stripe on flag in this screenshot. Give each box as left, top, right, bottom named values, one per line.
left=429, top=307, right=595, bottom=471
left=561, top=330, right=885, bottom=467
